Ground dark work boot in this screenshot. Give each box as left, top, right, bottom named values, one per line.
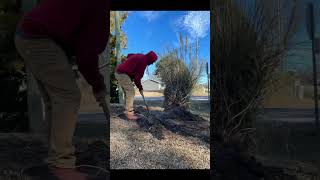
left=22, top=164, right=59, bottom=180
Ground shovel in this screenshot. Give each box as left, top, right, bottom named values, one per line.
left=140, top=91, right=151, bottom=117
left=139, top=92, right=163, bottom=139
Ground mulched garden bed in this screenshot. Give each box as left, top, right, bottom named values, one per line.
left=0, top=133, right=108, bottom=179
left=112, top=104, right=210, bottom=144
left=212, top=141, right=320, bottom=180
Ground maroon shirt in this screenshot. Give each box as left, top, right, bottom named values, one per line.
left=116, top=53, right=155, bottom=91
left=18, top=0, right=109, bottom=92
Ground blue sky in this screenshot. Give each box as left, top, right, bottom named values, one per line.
left=116, top=11, right=210, bottom=84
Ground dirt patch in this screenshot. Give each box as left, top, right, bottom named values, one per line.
left=213, top=120, right=320, bottom=180
left=212, top=141, right=320, bottom=180
left=113, top=104, right=209, bottom=144
left=0, top=133, right=108, bottom=179
left=110, top=104, right=210, bottom=169
left=254, top=121, right=320, bottom=178
left=134, top=105, right=210, bottom=143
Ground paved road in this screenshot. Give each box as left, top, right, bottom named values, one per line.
left=134, top=96, right=209, bottom=101
left=76, top=108, right=317, bottom=123
left=258, top=108, right=317, bottom=123
left=75, top=113, right=107, bottom=137
left=78, top=113, right=107, bottom=122
left=75, top=107, right=319, bottom=136
left=76, top=96, right=210, bottom=124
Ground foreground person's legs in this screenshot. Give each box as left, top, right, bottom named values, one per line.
left=15, top=35, right=81, bottom=169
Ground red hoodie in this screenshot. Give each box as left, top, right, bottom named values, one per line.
left=18, top=0, right=109, bottom=92
left=116, top=52, right=157, bottom=91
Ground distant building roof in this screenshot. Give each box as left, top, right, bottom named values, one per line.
left=142, top=75, right=163, bottom=83
left=142, top=79, right=162, bottom=84
left=141, top=78, right=165, bottom=91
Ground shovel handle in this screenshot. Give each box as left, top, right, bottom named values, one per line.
left=99, top=100, right=110, bottom=120
left=140, top=92, right=151, bottom=115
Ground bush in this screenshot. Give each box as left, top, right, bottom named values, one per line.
left=156, top=33, right=204, bottom=111
left=0, top=3, right=27, bottom=132
left=212, top=0, right=301, bottom=148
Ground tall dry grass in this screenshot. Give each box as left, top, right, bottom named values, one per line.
left=212, top=0, right=301, bottom=148
left=156, top=33, right=204, bottom=111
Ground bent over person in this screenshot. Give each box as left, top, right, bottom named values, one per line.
left=115, top=51, right=158, bottom=121
left=14, top=0, right=109, bottom=179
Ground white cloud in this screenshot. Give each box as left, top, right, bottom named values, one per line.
left=172, top=31, right=196, bottom=50
left=176, top=11, right=210, bottom=39
left=138, top=11, right=162, bottom=22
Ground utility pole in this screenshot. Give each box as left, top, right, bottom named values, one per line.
left=206, top=62, right=210, bottom=100
left=115, top=11, right=124, bottom=104
left=307, top=3, right=319, bottom=129
left=278, top=0, right=284, bottom=70
left=22, top=0, right=44, bottom=133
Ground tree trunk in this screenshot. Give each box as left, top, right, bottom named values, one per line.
left=22, top=0, right=44, bottom=134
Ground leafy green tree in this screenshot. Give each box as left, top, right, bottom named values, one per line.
left=0, top=0, right=28, bottom=132
left=0, top=0, right=23, bottom=74
left=109, top=11, right=128, bottom=103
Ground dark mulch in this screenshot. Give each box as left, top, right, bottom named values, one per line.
left=0, top=133, right=108, bottom=179
left=135, top=106, right=210, bottom=143
left=112, top=104, right=210, bottom=143
left=212, top=140, right=320, bottom=180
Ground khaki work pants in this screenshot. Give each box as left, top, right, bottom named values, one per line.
left=15, top=35, right=80, bottom=168
left=115, top=72, right=135, bottom=113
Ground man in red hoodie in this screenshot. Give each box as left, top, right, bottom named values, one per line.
left=14, top=0, right=109, bottom=179
left=115, top=51, right=158, bottom=120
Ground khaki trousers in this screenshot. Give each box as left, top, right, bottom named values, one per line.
left=15, top=35, right=81, bottom=168
left=115, top=72, right=135, bottom=112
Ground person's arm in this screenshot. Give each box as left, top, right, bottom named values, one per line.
left=75, top=51, right=105, bottom=93
left=133, top=65, right=146, bottom=91
left=74, top=0, right=108, bottom=93
left=134, top=73, right=144, bottom=91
